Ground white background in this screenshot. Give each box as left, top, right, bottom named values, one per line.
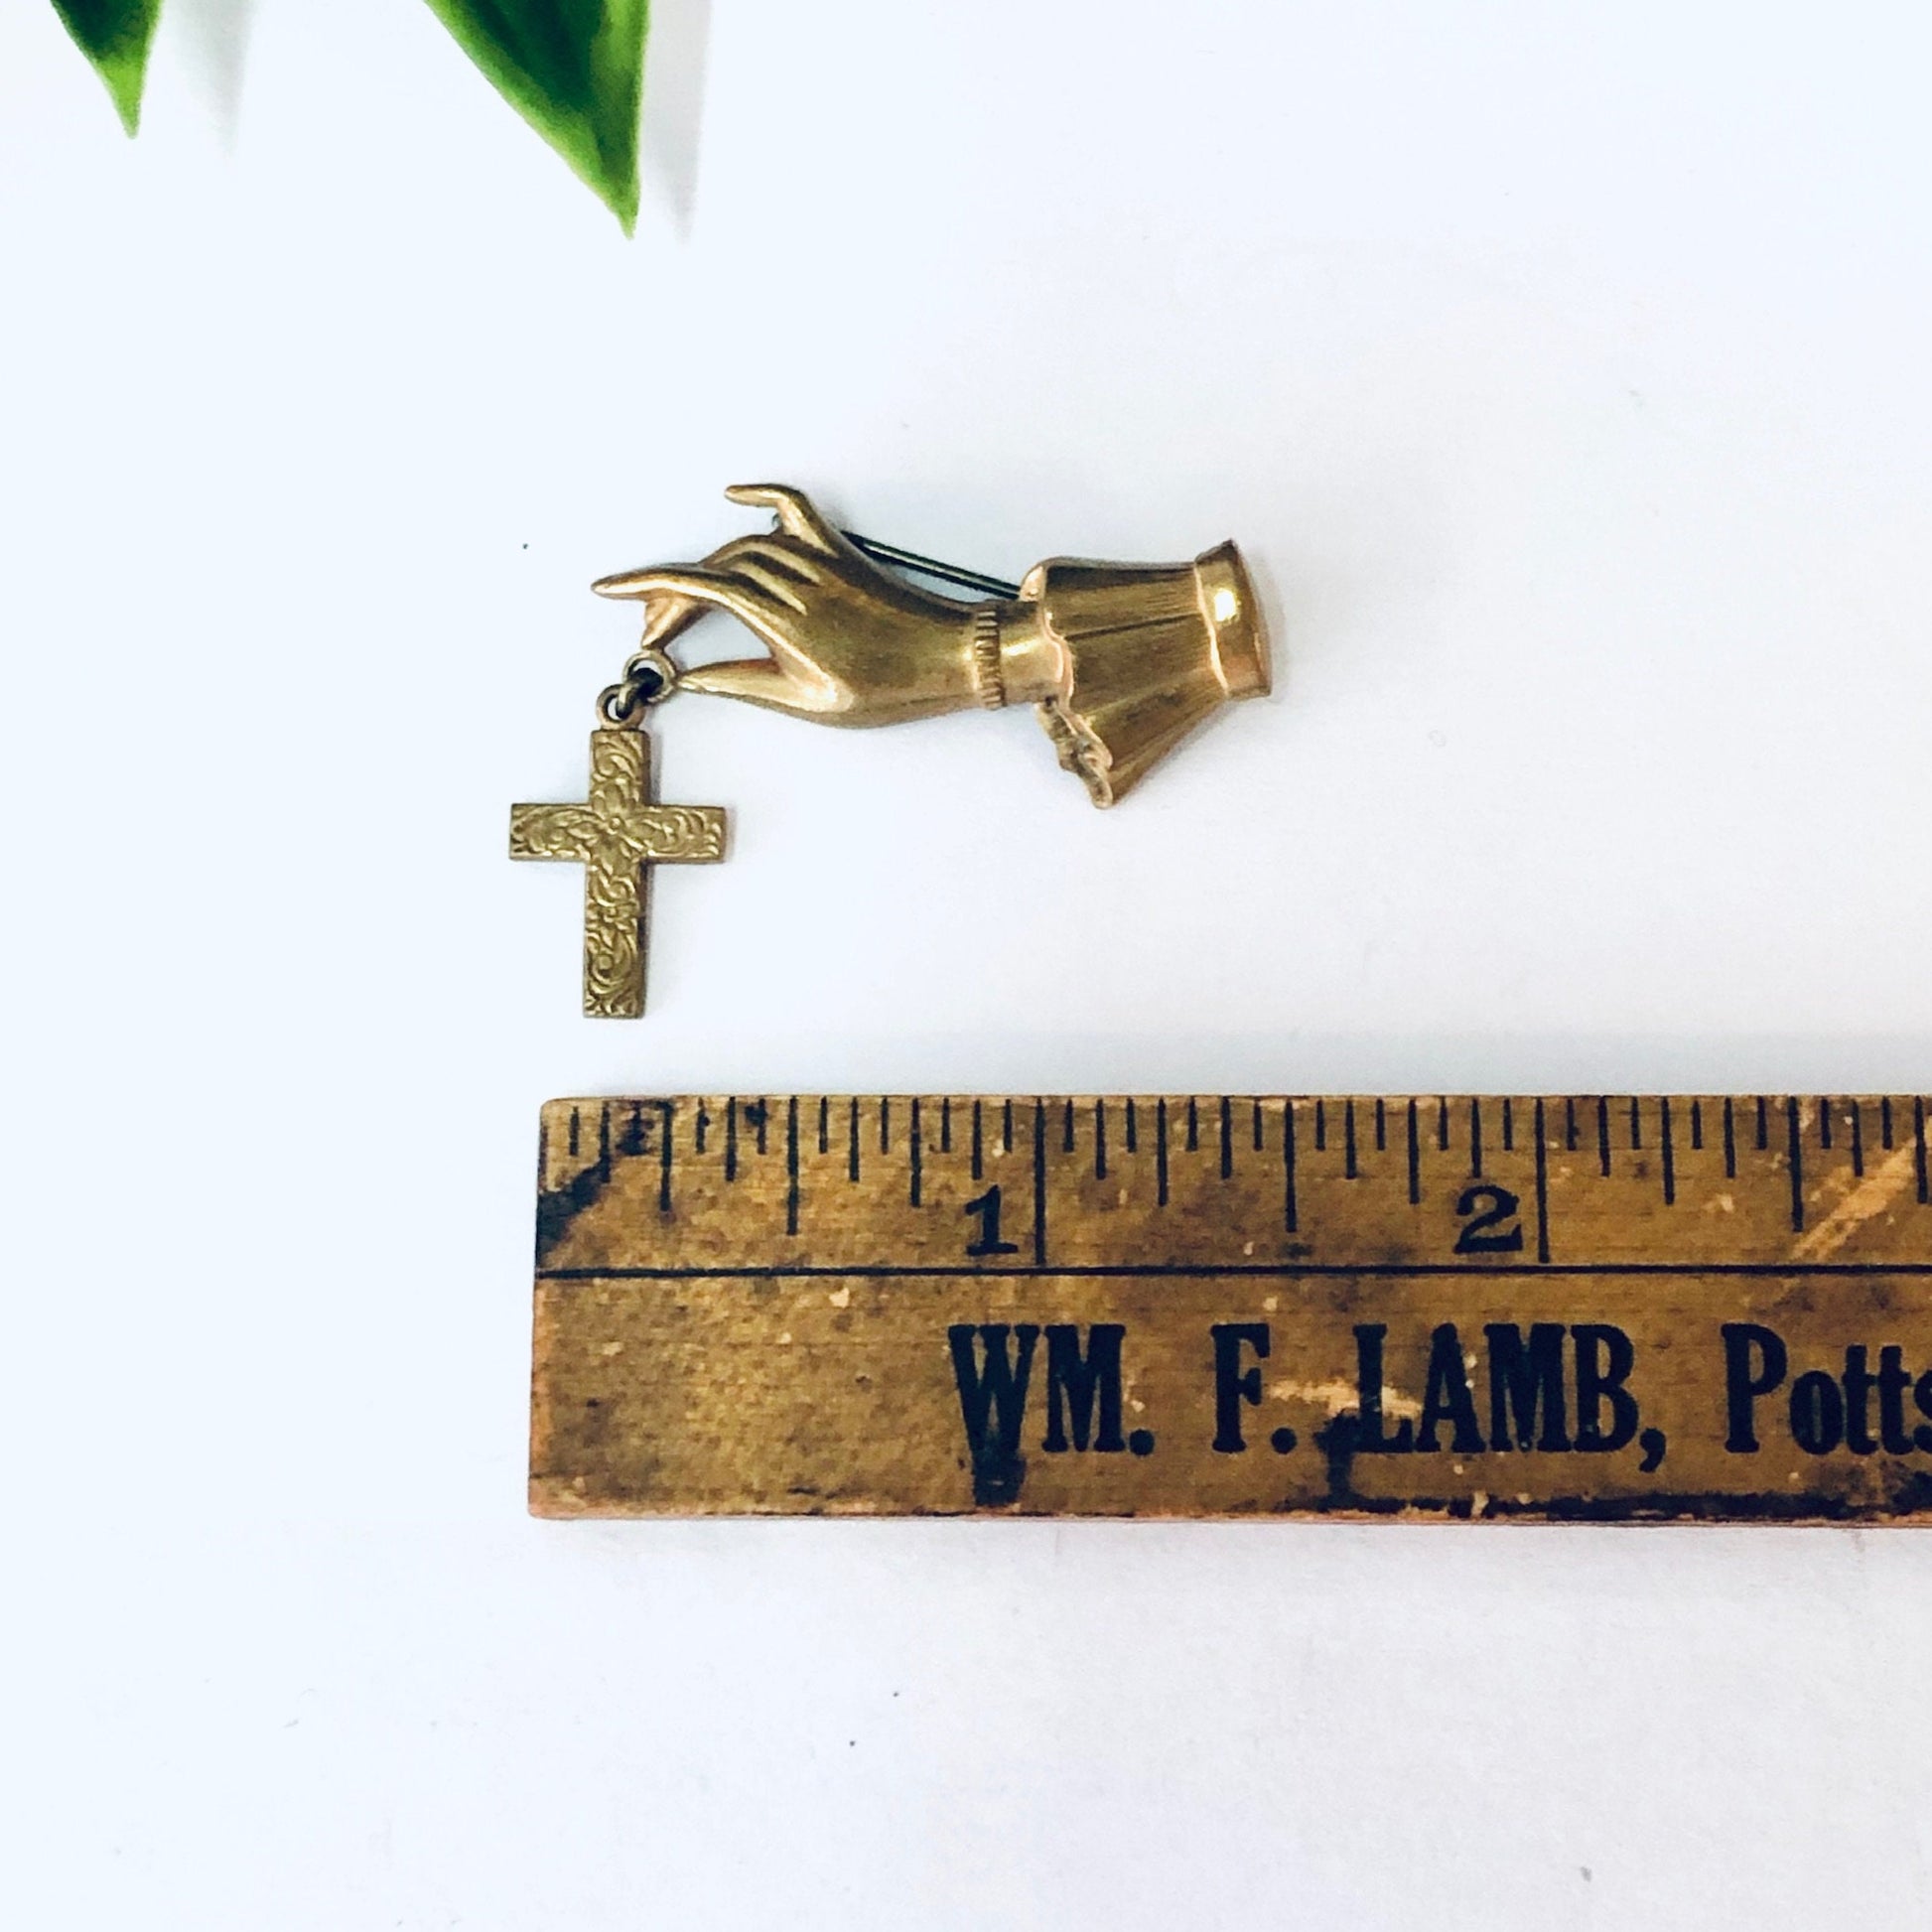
left=5, top=2, right=1931, bottom=1925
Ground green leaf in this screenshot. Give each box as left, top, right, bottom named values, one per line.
left=424, top=0, right=649, bottom=232
left=53, top=0, right=163, bottom=136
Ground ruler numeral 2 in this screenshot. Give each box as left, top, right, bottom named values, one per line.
left=1454, top=1182, right=1525, bottom=1255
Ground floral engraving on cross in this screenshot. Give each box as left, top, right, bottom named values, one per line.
left=510, top=728, right=726, bottom=1017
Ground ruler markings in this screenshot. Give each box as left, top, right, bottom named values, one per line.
left=1660, top=1096, right=1676, bottom=1207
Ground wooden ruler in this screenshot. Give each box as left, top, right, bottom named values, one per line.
left=530, top=1094, right=1932, bottom=1521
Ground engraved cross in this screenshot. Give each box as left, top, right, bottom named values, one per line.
left=510, top=728, right=727, bottom=1017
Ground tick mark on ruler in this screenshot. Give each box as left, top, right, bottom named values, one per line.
left=1786, top=1095, right=1804, bottom=1232
left=1533, top=1097, right=1551, bottom=1263
left=1284, top=1099, right=1300, bottom=1232
left=1220, top=1096, right=1233, bottom=1179
left=910, top=1098, right=923, bottom=1206
left=1157, top=1100, right=1170, bottom=1205
left=971, top=1099, right=984, bottom=1180
left=1660, top=1096, right=1675, bottom=1205
left=1407, top=1099, right=1421, bottom=1205
left=1095, top=1100, right=1108, bottom=1180
left=1032, top=1099, right=1047, bottom=1265
left=1344, top=1098, right=1357, bottom=1178
left=786, top=1096, right=800, bottom=1233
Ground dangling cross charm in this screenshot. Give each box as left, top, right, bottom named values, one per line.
left=510, top=726, right=727, bottom=1017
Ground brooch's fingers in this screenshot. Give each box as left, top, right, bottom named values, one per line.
left=590, top=564, right=779, bottom=633
left=700, top=533, right=824, bottom=583
left=724, top=483, right=841, bottom=554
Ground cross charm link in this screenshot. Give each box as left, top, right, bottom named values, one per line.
left=510, top=728, right=727, bottom=1017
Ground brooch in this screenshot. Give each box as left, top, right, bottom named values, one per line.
left=511, top=484, right=1271, bottom=1014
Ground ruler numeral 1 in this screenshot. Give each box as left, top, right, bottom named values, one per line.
left=963, top=1185, right=1021, bottom=1258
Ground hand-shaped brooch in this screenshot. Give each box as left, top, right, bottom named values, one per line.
left=512, top=483, right=1272, bottom=1012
